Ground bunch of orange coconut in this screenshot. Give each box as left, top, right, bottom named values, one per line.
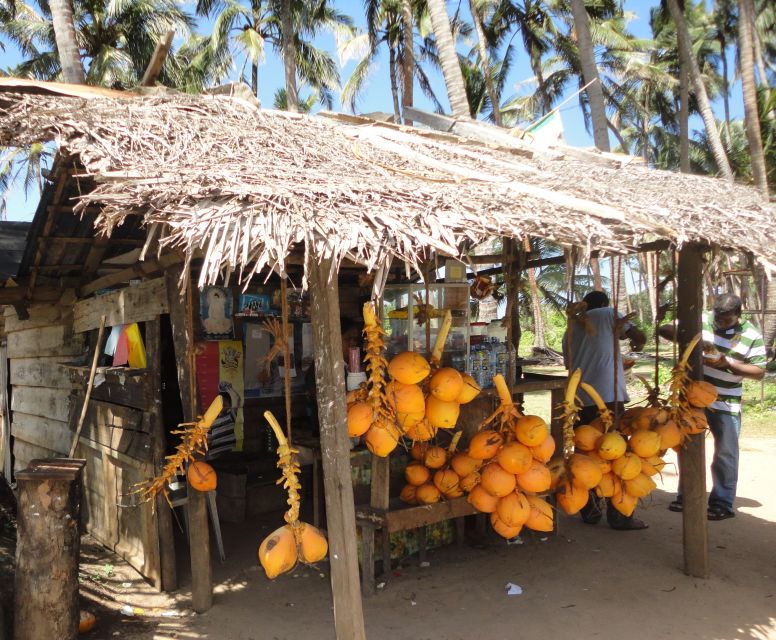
left=401, top=373, right=556, bottom=539
left=346, top=302, right=481, bottom=457
left=554, top=334, right=718, bottom=519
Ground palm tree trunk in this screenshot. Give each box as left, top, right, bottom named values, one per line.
left=614, top=256, right=629, bottom=316
left=251, top=63, right=259, bottom=97
left=645, top=252, right=657, bottom=320
left=753, top=30, right=769, bottom=89
left=738, top=0, right=769, bottom=197
left=523, top=238, right=545, bottom=349
left=637, top=253, right=653, bottom=322
left=50, top=0, right=85, bottom=84
left=425, top=0, right=470, bottom=118
left=400, top=0, right=415, bottom=124
left=679, top=44, right=690, bottom=171
left=667, top=0, right=733, bottom=181
left=590, top=257, right=602, bottom=291
left=756, top=266, right=776, bottom=360
left=280, top=0, right=298, bottom=112
left=641, top=114, right=650, bottom=162
left=389, top=44, right=402, bottom=121
left=469, top=0, right=502, bottom=126
left=719, top=33, right=731, bottom=129
left=569, top=0, right=610, bottom=152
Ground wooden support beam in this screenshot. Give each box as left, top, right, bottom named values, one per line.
left=165, top=263, right=212, bottom=612
left=26, top=169, right=68, bottom=300
left=140, top=30, right=175, bottom=86
left=677, top=243, right=709, bottom=578
left=306, top=248, right=366, bottom=640
left=79, top=252, right=183, bottom=297
left=14, top=460, right=85, bottom=640
left=80, top=237, right=111, bottom=280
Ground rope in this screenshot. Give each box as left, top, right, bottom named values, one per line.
left=653, top=250, right=661, bottom=397
left=280, top=275, right=293, bottom=443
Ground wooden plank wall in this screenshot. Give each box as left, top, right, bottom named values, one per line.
left=4, top=301, right=84, bottom=472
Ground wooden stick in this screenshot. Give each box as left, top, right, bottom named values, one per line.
left=69, top=315, right=106, bottom=457
left=280, top=275, right=292, bottom=441
left=140, top=30, right=175, bottom=87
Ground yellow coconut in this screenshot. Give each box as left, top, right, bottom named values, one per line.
left=624, top=473, right=657, bottom=499
left=460, top=471, right=481, bottom=492
left=456, top=373, right=481, bottom=404
left=647, top=455, right=666, bottom=473
left=385, top=380, right=426, bottom=414
left=405, top=462, right=431, bottom=486
left=497, top=441, right=533, bottom=475
left=387, top=351, right=431, bottom=384
left=595, top=472, right=617, bottom=498
left=347, top=402, right=373, bottom=437
left=569, top=453, right=603, bottom=490
left=587, top=450, right=612, bottom=474
left=610, top=489, right=637, bottom=517
left=258, top=525, right=297, bottom=579
left=410, top=441, right=429, bottom=461
left=514, top=415, right=549, bottom=447
left=298, top=523, right=328, bottom=563
left=425, top=396, right=460, bottom=429
left=524, top=496, right=554, bottom=532
left=496, top=491, right=531, bottom=527
left=429, top=367, right=464, bottom=402
left=424, top=445, right=448, bottom=470
left=188, top=461, right=217, bottom=492
left=597, top=432, right=627, bottom=460
left=451, top=453, right=483, bottom=478
left=631, top=406, right=663, bottom=431
left=396, top=410, right=426, bottom=430
left=654, top=421, right=682, bottom=450
left=686, top=379, right=718, bottom=408
left=364, top=420, right=400, bottom=457
left=679, top=407, right=708, bottom=435
left=443, top=484, right=464, bottom=499
left=480, top=463, right=517, bottom=498
left=612, top=452, right=642, bottom=481
left=574, top=425, right=604, bottom=451
left=415, top=483, right=442, bottom=504
left=530, top=434, right=556, bottom=464
left=547, top=458, right=565, bottom=490
left=433, top=469, right=461, bottom=495
left=628, top=430, right=662, bottom=458
left=556, top=480, right=589, bottom=515
left=516, top=460, right=552, bottom=494
left=468, top=430, right=504, bottom=460
left=404, top=418, right=437, bottom=441
left=467, top=484, right=500, bottom=513
left=400, top=484, right=418, bottom=504
left=490, top=512, right=523, bottom=539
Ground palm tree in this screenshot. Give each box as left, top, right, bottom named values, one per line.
left=425, top=0, right=469, bottom=117
left=569, top=0, right=609, bottom=150
left=3, top=0, right=194, bottom=88
left=666, top=0, right=734, bottom=180
left=738, top=0, right=769, bottom=197
left=194, top=0, right=351, bottom=104
left=49, top=0, right=85, bottom=83
left=280, top=0, right=298, bottom=111
left=469, top=0, right=502, bottom=125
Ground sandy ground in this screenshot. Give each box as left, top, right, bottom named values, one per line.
left=59, top=434, right=776, bottom=640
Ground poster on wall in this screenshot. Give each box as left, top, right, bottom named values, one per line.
left=194, top=340, right=245, bottom=456
left=200, top=286, right=234, bottom=340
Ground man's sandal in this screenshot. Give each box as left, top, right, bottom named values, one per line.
left=707, top=506, right=735, bottom=521
left=668, top=500, right=683, bottom=513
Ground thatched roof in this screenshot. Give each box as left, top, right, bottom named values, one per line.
left=1, top=82, right=774, bottom=289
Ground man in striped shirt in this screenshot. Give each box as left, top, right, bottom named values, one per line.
left=663, top=293, right=767, bottom=520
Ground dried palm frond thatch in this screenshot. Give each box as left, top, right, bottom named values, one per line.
left=1, top=86, right=774, bottom=290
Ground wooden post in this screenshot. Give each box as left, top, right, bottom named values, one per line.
left=165, top=265, right=213, bottom=611
left=677, top=243, right=709, bottom=578
left=306, top=249, right=366, bottom=640
left=145, top=316, right=177, bottom=592
left=14, top=460, right=85, bottom=640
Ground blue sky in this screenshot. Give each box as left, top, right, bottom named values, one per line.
left=0, top=0, right=744, bottom=221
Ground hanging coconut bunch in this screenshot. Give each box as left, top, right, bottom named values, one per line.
left=554, top=372, right=668, bottom=519
left=400, top=432, right=467, bottom=505
left=348, top=304, right=481, bottom=457
left=666, top=333, right=717, bottom=444
left=258, top=412, right=328, bottom=579
left=460, top=374, right=555, bottom=537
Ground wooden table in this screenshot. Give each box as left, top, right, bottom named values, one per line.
left=356, top=372, right=568, bottom=595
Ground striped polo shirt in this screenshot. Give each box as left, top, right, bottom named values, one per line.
left=702, top=312, right=767, bottom=415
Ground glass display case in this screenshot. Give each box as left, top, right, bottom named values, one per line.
left=382, top=284, right=470, bottom=370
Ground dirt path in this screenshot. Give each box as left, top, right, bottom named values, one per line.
left=4, top=436, right=776, bottom=639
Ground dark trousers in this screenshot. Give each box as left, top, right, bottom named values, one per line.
left=577, top=403, right=634, bottom=528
